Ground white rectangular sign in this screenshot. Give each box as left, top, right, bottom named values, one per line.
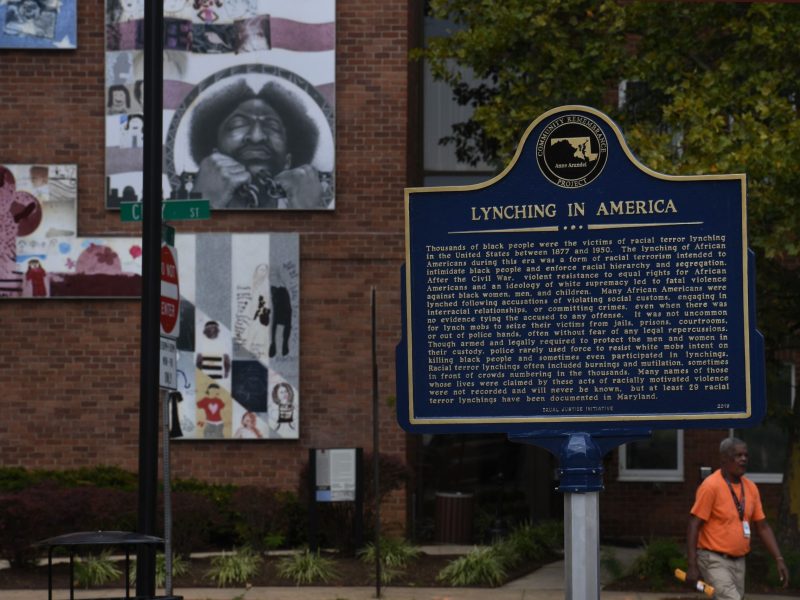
left=159, top=336, right=177, bottom=390
left=315, top=448, right=356, bottom=502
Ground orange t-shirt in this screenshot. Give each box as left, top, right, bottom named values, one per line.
left=690, top=469, right=765, bottom=557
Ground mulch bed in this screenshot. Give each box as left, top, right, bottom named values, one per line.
left=0, top=554, right=545, bottom=589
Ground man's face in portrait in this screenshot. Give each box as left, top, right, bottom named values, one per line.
left=216, top=99, right=291, bottom=177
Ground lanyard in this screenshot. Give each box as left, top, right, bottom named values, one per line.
left=723, top=474, right=745, bottom=521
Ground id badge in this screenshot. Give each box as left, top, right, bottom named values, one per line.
left=743, top=520, right=751, bottom=538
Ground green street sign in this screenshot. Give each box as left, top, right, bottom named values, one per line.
left=120, top=199, right=211, bottom=222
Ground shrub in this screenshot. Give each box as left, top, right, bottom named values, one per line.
left=74, top=550, right=122, bottom=589
left=493, top=519, right=563, bottom=570
left=276, top=548, right=338, bottom=585
left=205, top=547, right=263, bottom=587
left=600, top=547, right=625, bottom=581
left=436, top=546, right=507, bottom=587
left=358, top=537, right=421, bottom=583
left=474, top=488, right=531, bottom=542
left=495, top=524, right=541, bottom=568
left=632, top=538, right=685, bottom=588
left=0, top=482, right=135, bottom=567
left=171, top=477, right=236, bottom=506
left=168, top=490, right=228, bottom=555
left=77, top=487, right=137, bottom=532
left=529, top=519, right=564, bottom=553
left=0, top=467, right=35, bottom=492
left=66, top=466, right=138, bottom=490
left=230, top=487, right=301, bottom=551
left=166, top=480, right=239, bottom=550
left=129, top=552, right=189, bottom=587
left=0, top=466, right=138, bottom=492
left=0, top=482, right=69, bottom=566
left=359, top=537, right=421, bottom=569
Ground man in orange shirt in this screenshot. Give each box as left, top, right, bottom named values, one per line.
left=687, top=437, right=789, bottom=599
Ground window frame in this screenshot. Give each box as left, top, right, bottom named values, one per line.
left=617, top=429, right=684, bottom=482
left=732, top=362, right=796, bottom=484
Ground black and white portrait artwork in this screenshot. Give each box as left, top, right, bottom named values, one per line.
left=166, top=66, right=334, bottom=210
left=105, top=0, right=336, bottom=210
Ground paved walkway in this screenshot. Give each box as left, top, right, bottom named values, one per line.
left=0, top=583, right=787, bottom=600
left=0, top=546, right=789, bottom=600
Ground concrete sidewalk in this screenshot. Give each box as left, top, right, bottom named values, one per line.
left=0, top=546, right=789, bottom=600
left=1, top=557, right=789, bottom=600
left=0, top=585, right=787, bottom=600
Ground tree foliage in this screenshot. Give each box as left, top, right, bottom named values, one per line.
left=418, top=0, right=800, bottom=543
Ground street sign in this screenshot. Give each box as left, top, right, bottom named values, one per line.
left=159, top=336, right=177, bottom=390
left=120, top=199, right=210, bottom=222
left=160, top=243, right=180, bottom=338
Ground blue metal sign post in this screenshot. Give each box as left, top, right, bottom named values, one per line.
left=396, top=106, right=766, bottom=599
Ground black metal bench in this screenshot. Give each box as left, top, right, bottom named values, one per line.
left=37, top=531, right=176, bottom=600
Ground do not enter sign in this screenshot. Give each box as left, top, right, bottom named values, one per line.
left=160, top=244, right=180, bottom=338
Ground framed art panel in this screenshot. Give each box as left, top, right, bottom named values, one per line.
left=0, top=0, right=77, bottom=49
left=0, top=164, right=142, bottom=298
left=171, top=232, right=300, bottom=440
left=105, top=0, right=335, bottom=211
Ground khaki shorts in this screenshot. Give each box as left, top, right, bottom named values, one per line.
left=697, top=548, right=746, bottom=600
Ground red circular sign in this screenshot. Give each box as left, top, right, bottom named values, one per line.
left=160, top=245, right=180, bottom=336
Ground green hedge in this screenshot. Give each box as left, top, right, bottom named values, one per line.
left=0, top=467, right=304, bottom=564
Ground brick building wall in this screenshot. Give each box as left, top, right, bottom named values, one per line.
left=2, top=0, right=793, bottom=545
left=0, top=0, right=410, bottom=531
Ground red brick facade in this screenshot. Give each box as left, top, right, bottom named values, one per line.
left=0, top=0, right=789, bottom=544
left=0, top=0, right=410, bottom=531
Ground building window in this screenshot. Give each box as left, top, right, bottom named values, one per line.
left=618, top=430, right=684, bottom=482
left=422, top=15, right=493, bottom=183
left=734, top=362, right=795, bottom=484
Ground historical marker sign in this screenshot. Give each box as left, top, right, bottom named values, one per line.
left=397, top=106, right=765, bottom=434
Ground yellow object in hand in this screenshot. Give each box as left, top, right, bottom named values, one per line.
left=674, top=568, right=715, bottom=597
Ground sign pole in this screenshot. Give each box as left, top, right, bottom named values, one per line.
left=161, top=389, right=173, bottom=596
left=371, top=287, right=381, bottom=598
left=508, top=430, right=649, bottom=600
left=136, top=0, right=164, bottom=596
left=564, top=491, right=600, bottom=599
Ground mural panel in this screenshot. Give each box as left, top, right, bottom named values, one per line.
left=1, top=167, right=298, bottom=438
left=0, top=164, right=142, bottom=298
left=0, top=0, right=77, bottom=49
left=105, top=0, right=335, bottom=210
left=172, top=233, right=300, bottom=440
